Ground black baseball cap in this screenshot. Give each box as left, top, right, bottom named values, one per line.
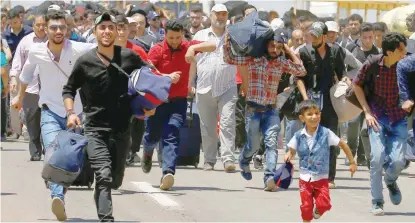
left=274, top=28, right=289, bottom=43
left=94, top=12, right=116, bottom=26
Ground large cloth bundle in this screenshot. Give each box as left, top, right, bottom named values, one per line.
left=128, top=67, right=172, bottom=117
left=380, top=4, right=415, bottom=34
left=227, top=11, right=274, bottom=58
left=42, top=129, right=88, bottom=187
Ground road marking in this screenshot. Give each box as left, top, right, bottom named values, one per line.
left=131, top=181, right=182, bottom=209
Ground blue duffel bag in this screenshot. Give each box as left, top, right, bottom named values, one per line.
left=227, top=11, right=274, bottom=58
left=41, top=128, right=88, bottom=187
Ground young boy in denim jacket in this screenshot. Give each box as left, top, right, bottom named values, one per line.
left=285, top=100, right=357, bottom=222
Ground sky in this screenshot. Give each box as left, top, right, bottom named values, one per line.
left=5, top=0, right=415, bottom=22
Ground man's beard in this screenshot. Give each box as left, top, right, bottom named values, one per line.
left=191, top=23, right=201, bottom=29
left=99, top=39, right=115, bottom=47
left=312, top=39, right=324, bottom=49
left=212, top=21, right=226, bottom=29
left=51, top=38, right=64, bottom=45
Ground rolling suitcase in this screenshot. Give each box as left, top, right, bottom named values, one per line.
left=157, top=98, right=202, bottom=168
left=176, top=97, right=201, bottom=168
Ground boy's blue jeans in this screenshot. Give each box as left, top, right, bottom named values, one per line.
left=40, top=108, right=68, bottom=201
left=368, top=116, right=407, bottom=205
left=241, top=106, right=281, bottom=179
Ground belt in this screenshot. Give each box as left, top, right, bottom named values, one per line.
left=165, top=97, right=187, bottom=103
left=247, top=104, right=276, bottom=113
left=41, top=104, right=50, bottom=110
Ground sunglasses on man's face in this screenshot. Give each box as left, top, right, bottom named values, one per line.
left=48, top=25, right=68, bottom=31
left=152, top=17, right=160, bottom=21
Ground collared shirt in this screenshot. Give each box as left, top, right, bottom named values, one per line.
left=223, top=40, right=306, bottom=106
left=2, top=25, right=33, bottom=57
left=353, top=56, right=409, bottom=123
left=10, top=32, right=48, bottom=94
left=397, top=54, right=415, bottom=102
left=146, top=27, right=165, bottom=42
left=20, top=39, right=96, bottom=117
left=193, top=28, right=236, bottom=97
left=287, top=125, right=340, bottom=182
left=148, top=39, right=202, bottom=99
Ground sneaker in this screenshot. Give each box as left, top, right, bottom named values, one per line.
left=126, top=152, right=140, bottom=166
left=328, top=181, right=336, bottom=189
left=203, top=162, right=214, bottom=171
left=51, top=197, right=67, bottom=222
left=239, top=162, right=252, bottom=180
left=357, top=158, right=367, bottom=166
left=30, top=153, right=41, bottom=161
left=264, top=177, right=276, bottom=192
left=112, top=189, right=122, bottom=195
left=141, top=153, right=153, bottom=174
left=224, top=161, right=236, bottom=173
left=160, top=173, right=174, bottom=190
left=371, top=202, right=384, bottom=216
left=386, top=182, right=402, bottom=205
left=313, top=207, right=321, bottom=219
left=253, top=155, right=264, bottom=170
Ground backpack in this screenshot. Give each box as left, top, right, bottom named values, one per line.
left=345, top=54, right=382, bottom=109
left=227, top=11, right=274, bottom=58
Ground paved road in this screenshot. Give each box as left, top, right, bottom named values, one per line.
left=1, top=139, right=415, bottom=222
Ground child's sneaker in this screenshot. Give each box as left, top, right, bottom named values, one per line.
left=386, top=182, right=402, bottom=205
left=313, top=207, right=321, bottom=219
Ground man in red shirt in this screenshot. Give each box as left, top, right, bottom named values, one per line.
left=114, top=14, right=149, bottom=166
left=142, top=20, right=216, bottom=190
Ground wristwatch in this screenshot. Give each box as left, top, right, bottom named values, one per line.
left=66, top=109, right=75, bottom=118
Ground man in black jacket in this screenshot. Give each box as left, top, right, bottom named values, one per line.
left=62, top=12, right=158, bottom=221
left=297, top=21, right=346, bottom=189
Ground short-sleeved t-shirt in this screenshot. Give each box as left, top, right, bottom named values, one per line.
left=287, top=125, right=340, bottom=182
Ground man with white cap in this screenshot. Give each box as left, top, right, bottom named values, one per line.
left=191, top=3, right=238, bottom=172
left=325, top=21, right=362, bottom=71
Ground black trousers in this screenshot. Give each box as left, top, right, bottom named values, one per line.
left=320, top=93, right=339, bottom=182
left=129, top=117, right=145, bottom=153
left=1, top=97, right=6, bottom=137
left=84, top=128, right=130, bottom=222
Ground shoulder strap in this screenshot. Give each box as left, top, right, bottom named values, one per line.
left=98, top=51, right=130, bottom=78
left=47, top=51, right=69, bottom=78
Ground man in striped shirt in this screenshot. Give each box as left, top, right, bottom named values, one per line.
left=191, top=4, right=238, bottom=172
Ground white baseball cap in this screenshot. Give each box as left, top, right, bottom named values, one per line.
left=211, top=4, right=228, bottom=13
left=270, top=18, right=284, bottom=31
left=325, top=21, right=339, bottom=33
left=127, top=17, right=136, bottom=24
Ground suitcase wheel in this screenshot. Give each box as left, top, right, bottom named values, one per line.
left=194, top=162, right=198, bottom=169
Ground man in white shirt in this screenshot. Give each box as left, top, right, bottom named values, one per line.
left=191, top=4, right=237, bottom=172
left=9, top=14, right=47, bottom=161
left=11, top=10, right=95, bottom=222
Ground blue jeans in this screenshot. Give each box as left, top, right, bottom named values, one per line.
left=285, top=117, right=302, bottom=152
left=40, top=108, right=68, bottom=201
left=368, top=116, right=407, bottom=205
left=143, top=98, right=187, bottom=175
left=241, top=107, right=281, bottom=179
